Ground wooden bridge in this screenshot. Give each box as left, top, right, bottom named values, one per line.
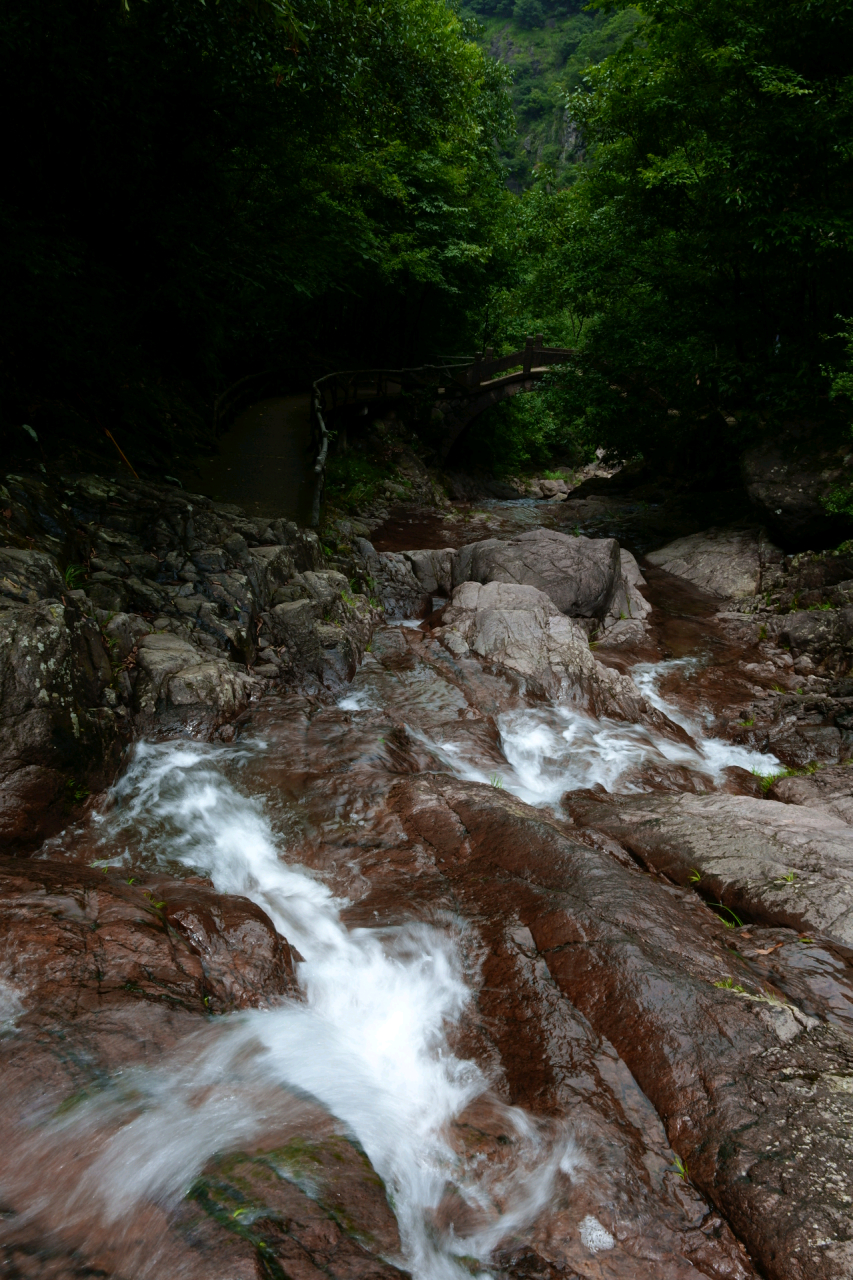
left=309, top=336, right=575, bottom=522
left=213, top=337, right=575, bottom=525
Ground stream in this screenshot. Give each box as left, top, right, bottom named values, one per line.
left=4, top=494, right=845, bottom=1280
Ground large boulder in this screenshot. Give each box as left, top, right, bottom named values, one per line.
left=768, top=762, right=853, bottom=823
left=778, top=606, right=853, bottom=674
left=646, top=527, right=780, bottom=599
left=261, top=570, right=378, bottom=688
left=0, top=858, right=295, bottom=1019
left=564, top=789, right=853, bottom=946
left=0, top=546, right=65, bottom=603
left=402, top=547, right=454, bottom=596
left=352, top=537, right=431, bottom=619
left=451, top=528, right=621, bottom=619
left=133, top=631, right=254, bottom=724
left=437, top=579, right=676, bottom=727
left=598, top=547, right=653, bottom=645
left=0, top=597, right=122, bottom=849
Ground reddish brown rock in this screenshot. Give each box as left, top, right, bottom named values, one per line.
left=386, top=776, right=853, bottom=1280
left=0, top=857, right=296, bottom=1020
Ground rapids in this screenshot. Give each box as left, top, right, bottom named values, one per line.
left=2, top=505, right=829, bottom=1280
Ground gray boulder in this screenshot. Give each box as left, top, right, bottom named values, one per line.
left=402, top=548, right=454, bottom=597
left=779, top=607, right=853, bottom=674
left=451, top=528, right=621, bottom=619
left=646, top=527, right=779, bottom=599
left=0, top=547, right=65, bottom=604
left=566, top=789, right=853, bottom=946
left=0, top=598, right=120, bottom=848
left=769, top=764, right=853, bottom=824
left=134, top=632, right=254, bottom=721
left=262, top=572, right=378, bottom=689
left=437, top=580, right=675, bottom=726
left=598, top=548, right=653, bottom=645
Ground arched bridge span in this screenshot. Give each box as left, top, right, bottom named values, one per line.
left=309, top=335, right=574, bottom=521
left=213, top=337, right=575, bottom=525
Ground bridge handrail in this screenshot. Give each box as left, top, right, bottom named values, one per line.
left=305, top=337, right=577, bottom=525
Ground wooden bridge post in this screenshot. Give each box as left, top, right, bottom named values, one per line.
left=523, top=335, right=535, bottom=377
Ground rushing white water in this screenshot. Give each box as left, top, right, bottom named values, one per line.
left=62, top=741, right=580, bottom=1279
left=28, top=631, right=779, bottom=1272
left=390, top=644, right=779, bottom=807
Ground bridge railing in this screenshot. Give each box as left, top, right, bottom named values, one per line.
left=305, top=338, right=577, bottom=524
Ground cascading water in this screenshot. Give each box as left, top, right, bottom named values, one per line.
left=402, top=652, right=780, bottom=808
left=41, top=739, right=587, bottom=1280
left=12, top=618, right=782, bottom=1277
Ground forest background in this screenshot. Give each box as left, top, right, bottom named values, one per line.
left=2, top=0, right=853, bottom=492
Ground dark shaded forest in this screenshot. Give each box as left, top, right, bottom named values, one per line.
left=3, top=0, right=853, bottom=489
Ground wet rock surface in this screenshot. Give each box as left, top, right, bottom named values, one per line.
left=435, top=579, right=673, bottom=726
left=564, top=789, right=853, bottom=945
left=389, top=776, right=853, bottom=1280
left=0, top=470, right=382, bottom=845
left=645, top=527, right=779, bottom=600
left=448, top=528, right=621, bottom=620
left=5, top=467, right=853, bottom=1279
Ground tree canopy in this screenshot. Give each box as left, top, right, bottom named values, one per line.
left=493, top=0, right=853, bottom=469
left=1, top=0, right=512, bottom=464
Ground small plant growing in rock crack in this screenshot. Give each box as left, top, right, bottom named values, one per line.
left=63, top=563, right=85, bottom=589
left=738, top=717, right=755, bottom=727
left=688, top=868, right=702, bottom=884
left=670, top=1155, right=689, bottom=1180
left=775, top=870, right=797, bottom=885
left=713, top=902, right=744, bottom=929
left=64, top=777, right=89, bottom=805
left=714, top=977, right=747, bottom=993
left=489, top=773, right=504, bottom=789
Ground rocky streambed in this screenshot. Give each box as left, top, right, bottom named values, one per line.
left=2, top=468, right=853, bottom=1279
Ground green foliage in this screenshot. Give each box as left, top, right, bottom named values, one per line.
left=450, top=385, right=593, bottom=475
left=64, top=777, right=90, bottom=807
left=491, top=0, right=853, bottom=468
left=63, top=564, right=85, bottom=590
left=1, top=0, right=513, bottom=464
left=825, top=317, right=853, bottom=405
left=325, top=453, right=390, bottom=513
left=712, top=902, right=744, bottom=929
left=461, top=2, right=639, bottom=188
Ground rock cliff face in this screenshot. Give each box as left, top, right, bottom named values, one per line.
left=0, top=470, right=380, bottom=848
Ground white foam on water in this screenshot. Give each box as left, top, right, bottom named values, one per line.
left=337, top=686, right=375, bottom=711
left=59, top=740, right=577, bottom=1279
left=412, top=657, right=780, bottom=807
